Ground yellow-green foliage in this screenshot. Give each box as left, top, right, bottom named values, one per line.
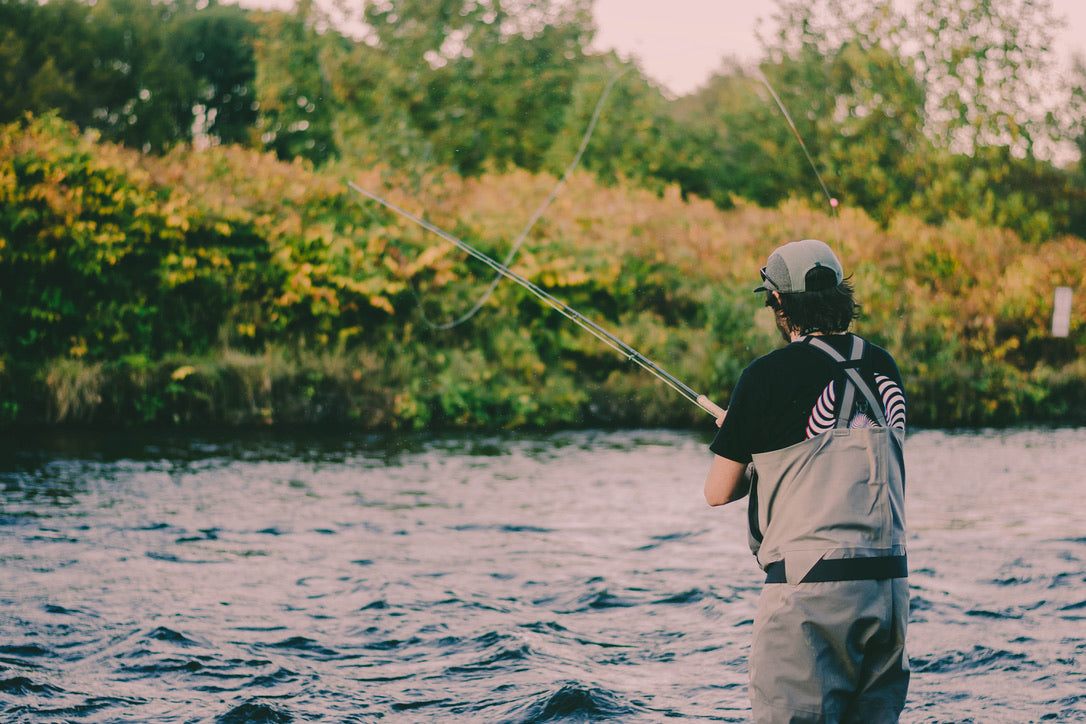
left=1, top=115, right=1083, bottom=430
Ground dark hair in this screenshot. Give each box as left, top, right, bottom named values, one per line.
left=767, top=267, right=860, bottom=335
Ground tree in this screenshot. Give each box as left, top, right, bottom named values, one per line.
left=1069, top=56, right=1086, bottom=238
left=83, top=0, right=198, bottom=152
left=1, top=0, right=259, bottom=152
left=911, top=0, right=1064, bottom=159
left=685, top=0, right=1085, bottom=238
left=351, top=0, right=592, bottom=175
left=821, top=41, right=930, bottom=225
left=762, top=0, right=1069, bottom=161
left=170, top=4, right=260, bottom=146
left=251, top=4, right=339, bottom=165
left=0, top=0, right=96, bottom=125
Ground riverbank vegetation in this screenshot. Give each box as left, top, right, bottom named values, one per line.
left=3, top=115, right=1083, bottom=430
left=1, top=0, right=1084, bottom=430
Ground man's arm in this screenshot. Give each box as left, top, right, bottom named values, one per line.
left=704, top=455, right=750, bottom=506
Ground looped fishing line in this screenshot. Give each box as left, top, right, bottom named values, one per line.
left=414, top=66, right=632, bottom=330
left=348, top=178, right=728, bottom=418
left=349, top=64, right=845, bottom=420
left=366, top=65, right=834, bottom=328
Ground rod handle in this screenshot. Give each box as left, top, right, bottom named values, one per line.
left=696, top=395, right=727, bottom=419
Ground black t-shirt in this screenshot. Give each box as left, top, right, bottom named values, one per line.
left=710, top=334, right=906, bottom=465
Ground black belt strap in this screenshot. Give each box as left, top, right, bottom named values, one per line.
left=765, top=555, right=908, bottom=584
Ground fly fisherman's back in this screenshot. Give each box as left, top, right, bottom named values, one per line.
left=703, top=239, right=910, bottom=724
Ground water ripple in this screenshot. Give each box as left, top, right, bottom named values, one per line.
left=2, top=427, right=1084, bottom=722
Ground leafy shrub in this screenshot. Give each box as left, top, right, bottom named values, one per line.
left=1, top=115, right=1083, bottom=430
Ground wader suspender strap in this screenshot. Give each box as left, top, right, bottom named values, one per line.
left=760, top=336, right=908, bottom=585
left=805, top=336, right=887, bottom=427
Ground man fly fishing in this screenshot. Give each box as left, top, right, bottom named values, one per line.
left=704, top=239, right=909, bottom=724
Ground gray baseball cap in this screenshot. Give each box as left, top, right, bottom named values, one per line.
left=754, top=239, right=843, bottom=293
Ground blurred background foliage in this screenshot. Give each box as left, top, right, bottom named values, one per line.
left=1, top=0, right=1084, bottom=430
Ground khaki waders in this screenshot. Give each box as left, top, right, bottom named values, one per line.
left=746, top=336, right=910, bottom=724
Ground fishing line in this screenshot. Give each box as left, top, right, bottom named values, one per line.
left=419, top=66, right=632, bottom=330
left=347, top=180, right=727, bottom=419
left=756, top=68, right=841, bottom=244
left=346, top=66, right=828, bottom=420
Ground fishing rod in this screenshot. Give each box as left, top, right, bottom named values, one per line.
left=347, top=180, right=727, bottom=420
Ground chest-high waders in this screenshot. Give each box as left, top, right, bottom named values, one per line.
left=746, top=335, right=910, bottom=724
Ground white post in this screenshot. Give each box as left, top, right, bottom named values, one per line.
left=1052, top=287, right=1072, bottom=338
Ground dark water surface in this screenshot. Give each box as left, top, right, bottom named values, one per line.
left=2, top=427, right=1084, bottom=723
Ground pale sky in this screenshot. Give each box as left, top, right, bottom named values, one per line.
left=591, top=0, right=1086, bottom=96
left=591, top=0, right=766, bottom=95
left=241, top=0, right=1086, bottom=98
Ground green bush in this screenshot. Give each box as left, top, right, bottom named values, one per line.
left=2, top=116, right=1083, bottom=430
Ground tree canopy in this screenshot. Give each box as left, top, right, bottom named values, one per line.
left=2, top=0, right=1085, bottom=430
left=2, top=0, right=1084, bottom=238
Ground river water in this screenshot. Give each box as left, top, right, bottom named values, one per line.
left=1, top=427, right=1084, bottom=723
